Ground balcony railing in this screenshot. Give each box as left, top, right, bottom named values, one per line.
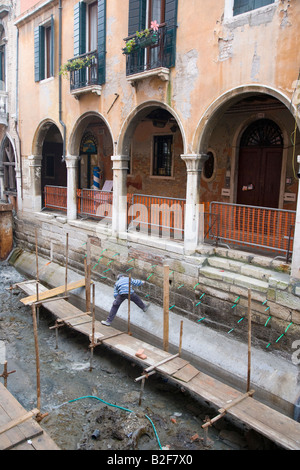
left=69, top=51, right=98, bottom=91
left=124, top=23, right=176, bottom=76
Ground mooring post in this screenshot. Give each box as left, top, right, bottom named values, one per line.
left=31, top=303, right=41, bottom=410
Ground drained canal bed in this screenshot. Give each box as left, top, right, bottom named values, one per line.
left=0, top=261, right=280, bottom=451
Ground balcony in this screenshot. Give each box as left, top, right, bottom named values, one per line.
left=123, top=23, right=176, bottom=83
left=68, top=51, right=102, bottom=99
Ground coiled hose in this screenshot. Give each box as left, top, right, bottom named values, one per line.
left=66, top=395, right=163, bottom=450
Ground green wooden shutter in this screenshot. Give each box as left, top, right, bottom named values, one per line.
left=163, top=0, right=178, bottom=68
left=97, top=0, right=106, bottom=85
left=128, top=0, right=146, bottom=36
left=50, top=15, right=54, bottom=77
left=127, top=0, right=146, bottom=74
left=34, top=25, right=45, bottom=82
left=74, top=1, right=86, bottom=56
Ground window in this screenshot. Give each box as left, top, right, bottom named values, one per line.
left=203, top=151, right=215, bottom=181
left=0, top=26, right=6, bottom=89
left=152, top=135, right=173, bottom=177
left=2, top=138, right=16, bottom=194
left=126, top=0, right=178, bottom=75
left=73, top=0, right=106, bottom=87
left=34, top=16, right=54, bottom=82
left=233, top=0, right=275, bottom=16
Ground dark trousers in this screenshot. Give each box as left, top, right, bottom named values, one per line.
left=107, top=293, right=146, bottom=323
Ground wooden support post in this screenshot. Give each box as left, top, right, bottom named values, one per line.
left=86, top=238, right=91, bottom=313
left=247, top=288, right=252, bottom=392
left=139, top=376, right=146, bottom=406
left=65, top=233, right=69, bottom=297
left=0, top=361, right=16, bottom=388
left=163, top=264, right=169, bottom=352
left=31, top=304, right=41, bottom=410
left=179, top=320, right=183, bottom=356
left=128, top=273, right=131, bottom=335
left=35, top=229, right=39, bottom=302
left=90, top=283, right=95, bottom=372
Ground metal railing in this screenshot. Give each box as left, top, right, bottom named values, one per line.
left=208, top=202, right=296, bottom=258
left=124, top=23, right=176, bottom=76
left=127, top=193, right=186, bottom=240
left=69, top=50, right=98, bottom=91
left=77, top=188, right=113, bottom=220
left=44, top=185, right=67, bottom=211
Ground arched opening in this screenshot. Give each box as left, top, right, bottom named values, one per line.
left=124, top=106, right=185, bottom=198
left=195, top=90, right=299, bottom=256
left=237, top=118, right=283, bottom=208
left=69, top=113, right=114, bottom=220
left=120, top=104, right=185, bottom=239
left=41, top=124, right=66, bottom=209
left=1, top=137, right=17, bottom=205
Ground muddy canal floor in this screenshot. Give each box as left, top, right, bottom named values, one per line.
left=0, top=262, right=279, bottom=451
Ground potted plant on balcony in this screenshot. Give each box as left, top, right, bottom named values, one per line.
left=123, top=20, right=160, bottom=55
left=59, top=55, right=96, bottom=77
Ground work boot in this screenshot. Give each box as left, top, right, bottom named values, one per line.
left=143, top=303, right=150, bottom=312
left=101, top=320, right=111, bottom=326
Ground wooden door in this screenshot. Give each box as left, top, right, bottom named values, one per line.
left=237, top=147, right=282, bottom=208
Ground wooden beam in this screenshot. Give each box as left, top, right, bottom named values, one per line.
left=20, top=279, right=86, bottom=305
left=0, top=408, right=40, bottom=435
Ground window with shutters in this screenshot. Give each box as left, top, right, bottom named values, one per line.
left=233, top=0, right=275, bottom=16
left=125, top=0, right=178, bottom=78
left=69, top=0, right=106, bottom=92
left=34, top=16, right=54, bottom=82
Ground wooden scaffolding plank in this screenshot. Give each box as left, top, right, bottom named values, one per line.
left=0, top=383, right=58, bottom=450
left=172, top=363, right=200, bottom=383
left=20, top=279, right=86, bottom=305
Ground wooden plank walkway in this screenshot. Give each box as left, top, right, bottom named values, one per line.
left=20, top=279, right=86, bottom=305
left=0, top=383, right=59, bottom=450
left=15, top=280, right=300, bottom=450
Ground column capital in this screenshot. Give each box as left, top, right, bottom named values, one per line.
left=28, top=155, right=42, bottom=167
left=112, top=154, right=130, bottom=171
left=65, top=155, right=79, bottom=168
left=181, top=153, right=209, bottom=172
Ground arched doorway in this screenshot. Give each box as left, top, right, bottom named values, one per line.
left=237, top=119, right=283, bottom=208
left=41, top=124, right=66, bottom=208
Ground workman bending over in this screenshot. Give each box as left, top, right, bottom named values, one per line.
left=101, top=274, right=150, bottom=326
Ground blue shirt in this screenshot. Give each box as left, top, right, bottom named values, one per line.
left=114, top=277, right=144, bottom=297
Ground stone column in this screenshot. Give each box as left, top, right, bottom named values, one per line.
left=65, top=155, right=78, bottom=221
left=291, top=155, right=300, bottom=279
left=28, top=155, right=42, bottom=212
left=181, top=153, right=208, bottom=253
left=111, top=155, right=129, bottom=236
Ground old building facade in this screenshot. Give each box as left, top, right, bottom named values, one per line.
left=9, top=0, right=300, bottom=354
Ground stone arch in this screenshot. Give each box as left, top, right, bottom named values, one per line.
left=193, top=84, right=299, bottom=154
left=32, top=119, right=62, bottom=157
left=117, top=100, right=187, bottom=156
left=68, top=111, right=114, bottom=157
